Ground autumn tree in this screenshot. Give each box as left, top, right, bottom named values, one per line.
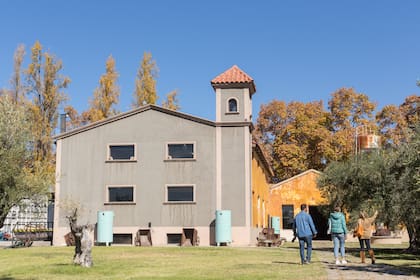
left=10, top=44, right=26, bottom=104
left=25, top=41, right=70, bottom=162
left=83, top=55, right=120, bottom=122
left=162, top=90, right=180, bottom=111
left=0, top=96, right=52, bottom=228
left=132, top=52, right=158, bottom=107
left=327, top=87, right=377, bottom=161
left=255, top=100, right=332, bottom=180
left=376, top=95, right=419, bottom=148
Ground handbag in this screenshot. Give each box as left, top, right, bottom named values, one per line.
left=354, top=223, right=363, bottom=238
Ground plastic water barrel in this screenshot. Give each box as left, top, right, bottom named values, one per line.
left=215, top=210, right=231, bottom=245
left=97, top=211, right=114, bottom=244
left=271, top=216, right=281, bottom=234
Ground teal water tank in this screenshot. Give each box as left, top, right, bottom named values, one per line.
left=97, top=211, right=114, bottom=244
left=271, top=216, right=281, bottom=234
left=215, top=210, right=231, bottom=245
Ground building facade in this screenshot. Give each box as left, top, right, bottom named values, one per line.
left=53, top=65, right=272, bottom=246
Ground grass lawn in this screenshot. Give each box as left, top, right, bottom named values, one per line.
left=1, top=242, right=417, bottom=279
left=0, top=244, right=325, bottom=280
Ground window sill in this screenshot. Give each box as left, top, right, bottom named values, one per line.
left=105, top=160, right=137, bottom=163
left=164, top=159, right=196, bottom=162
left=225, top=112, right=240, bottom=115
left=104, top=202, right=136, bottom=205
left=163, top=202, right=196, bottom=205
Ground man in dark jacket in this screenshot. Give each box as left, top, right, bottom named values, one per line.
left=293, top=204, right=317, bottom=264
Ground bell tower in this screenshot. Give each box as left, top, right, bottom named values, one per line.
left=210, top=65, right=256, bottom=236
left=211, top=65, right=256, bottom=123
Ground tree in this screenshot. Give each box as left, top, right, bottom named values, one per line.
left=376, top=95, right=419, bottom=148
left=318, top=125, right=420, bottom=253
left=255, top=100, right=332, bottom=180
left=83, top=55, right=119, bottom=122
left=67, top=208, right=94, bottom=267
left=10, top=44, right=26, bottom=104
left=0, top=96, right=52, bottom=229
left=132, top=52, right=158, bottom=107
left=162, top=90, right=180, bottom=111
left=327, top=87, right=377, bottom=161
left=25, top=41, right=70, bottom=161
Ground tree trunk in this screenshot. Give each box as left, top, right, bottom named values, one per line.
left=67, top=209, right=94, bottom=267
left=406, top=223, right=419, bottom=254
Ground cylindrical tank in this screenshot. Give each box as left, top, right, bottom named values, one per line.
left=357, top=135, right=380, bottom=150
left=97, top=211, right=114, bottom=244
left=271, top=216, right=281, bottom=235
left=215, top=210, right=231, bottom=245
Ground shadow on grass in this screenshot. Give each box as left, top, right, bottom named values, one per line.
left=308, top=244, right=420, bottom=277
left=0, top=277, right=16, bottom=280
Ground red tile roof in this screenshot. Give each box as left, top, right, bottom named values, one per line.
left=211, top=65, right=256, bottom=94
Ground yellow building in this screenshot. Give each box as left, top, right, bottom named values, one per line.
left=251, top=141, right=274, bottom=230
left=269, top=169, right=328, bottom=240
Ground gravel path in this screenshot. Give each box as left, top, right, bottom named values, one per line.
left=317, top=247, right=419, bottom=280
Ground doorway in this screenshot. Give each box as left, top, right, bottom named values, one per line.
left=309, top=205, right=329, bottom=240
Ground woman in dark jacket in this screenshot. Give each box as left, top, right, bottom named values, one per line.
left=327, top=206, right=348, bottom=265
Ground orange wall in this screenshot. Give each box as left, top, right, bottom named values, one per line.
left=251, top=153, right=271, bottom=228
left=269, top=171, right=326, bottom=221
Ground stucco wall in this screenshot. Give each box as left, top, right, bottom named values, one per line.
left=55, top=110, right=218, bottom=245
left=269, top=170, right=326, bottom=223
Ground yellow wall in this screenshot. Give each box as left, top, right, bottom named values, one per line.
left=269, top=170, right=326, bottom=222
left=251, top=152, right=271, bottom=228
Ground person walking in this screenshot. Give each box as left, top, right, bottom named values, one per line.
left=327, top=206, right=348, bottom=265
left=293, top=204, right=318, bottom=265
left=354, top=210, right=378, bottom=264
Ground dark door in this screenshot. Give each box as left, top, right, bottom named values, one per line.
left=309, top=205, right=329, bottom=240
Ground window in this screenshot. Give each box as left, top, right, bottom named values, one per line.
left=107, top=144, right=136, bottom=161
left=167, top=143, right=195, bottom=159
left=107, top=186, right=134, bottom=203
left=228, top=98, right=238, bottom=112
left=167, top=233, right=182, bottom=245
left=282, top=205, right=294, bottom=229
left=113, top=234, right=132, bottom=245
left=166, top=185, right=195, bottom=203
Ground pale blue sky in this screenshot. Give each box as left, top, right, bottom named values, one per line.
left=0, top=0, right=419, bottom=121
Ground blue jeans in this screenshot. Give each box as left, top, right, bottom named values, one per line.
left=332, top=233, right=345, bottom=258
left=298, top=235, right=313, bottom=263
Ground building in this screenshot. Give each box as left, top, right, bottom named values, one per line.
left=268, top=169, right=328, bottom=241
left=53, top=65, right=273, bottom=246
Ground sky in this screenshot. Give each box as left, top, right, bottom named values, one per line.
left=0, top=0, right=419, bottom=122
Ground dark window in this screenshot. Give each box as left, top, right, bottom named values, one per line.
left=109, top=145, right=135, bottom=160
left=108, top=187, right=134, bottom=202
left=167, top=186, right=194, bottom=202
left=168, top=143, right=194, bottom=159
left=167, top=233, right=182, bottom=245
left=282, top=205, right=294, bottom=229
left=113, top=234, right=132, bottom=244
left=228, top=99, right=238, bottom=112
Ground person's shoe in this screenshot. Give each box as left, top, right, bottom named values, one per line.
left=341, top=259, right=347, bottom=264
left=335, top=259, right=341, bottom=265
left=302, top=260, right=310, bottom=265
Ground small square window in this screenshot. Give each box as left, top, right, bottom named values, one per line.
left=167, top=143, right=195, bottom=159
left=108, top=186, right=134, bottom=203
left=108, top=144, right=136, bottom=161
left=166, top=185, right=194, bottom=202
